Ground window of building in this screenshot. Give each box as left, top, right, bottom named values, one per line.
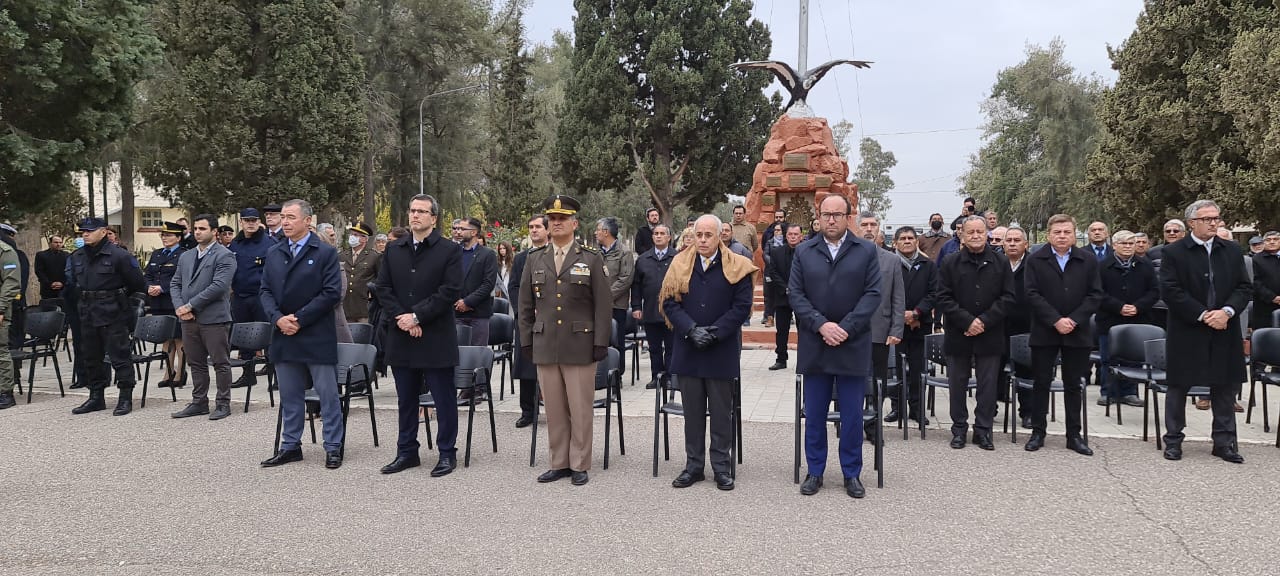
left=139, top=209, right=163, bottom=228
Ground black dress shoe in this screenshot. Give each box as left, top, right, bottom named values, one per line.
left=844, top=476, right=866, bottom=499
left=0, top=392, right=16, bottom=410
left=1065, top=436, right=1093, bottom=456
left=570, top=470, right=589, bottom=486
left=949, top=434, right=966, bottom=449
left=261, top=449, right=303, bottom=467
left=1024, top=432, right=1045, bottom=452
left=69, top=381, right=87, bottom=390
left=883, top=409, right=901, bottom=423
left=973, top=431, right=994, bottom=451
left=1211, top=445, right=1244, bottom=464
left=1163, top=444, right=1182, bottom=461
left=714, top=472, right=734, bottom=491
left=515, top=414, right=535, bottom=428
left=908, top=413, right=930, bottom=426
left=1020, top=416, right=1033, bottom=429
left=325, top=450, right=343, bottom=469
left=537, top=468, right=572, bottom=483
left=112, top=395, right=133, bottom=416
left=71, top=390, right=106, bottom=414
left=799, top=474, right=822, bottom=495
left=430, top=456, right=456, bottom=477
left=380, top=455, right=421, bottom=474
left=768, top=361, right=787, bottom=371
left=171, top=402, right=209, bottom=418
left=157, top=379, right=178, bottom=389
left=672, top=470, right=705, bottom=488
left=644, top=380, right=658, bottom=389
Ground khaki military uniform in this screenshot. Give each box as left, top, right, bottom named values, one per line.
left=518, top=241, right=611, bottom=471
left=343, top=246, right=381, bottom=322
left=1, top=241, right=22, bottom=396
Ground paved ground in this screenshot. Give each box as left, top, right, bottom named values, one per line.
left=5, top=346, right=1280, bottom=575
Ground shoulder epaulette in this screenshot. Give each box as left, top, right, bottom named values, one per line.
left=529, top=245, right=548, bottom=253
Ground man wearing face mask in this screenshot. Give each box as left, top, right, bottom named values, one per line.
left=918, top=213, right=950, bottom=260
left=343, top=222, right=381, bottom=324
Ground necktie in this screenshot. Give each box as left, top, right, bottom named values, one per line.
left=1206, top=244, right=1216, bottom=306
left=292, top=243, right=301, bottom=258
left=554, top=248, right=565, bottom=273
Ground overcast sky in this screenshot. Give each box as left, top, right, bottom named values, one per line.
left=523, top=0, right=1145, bottom=227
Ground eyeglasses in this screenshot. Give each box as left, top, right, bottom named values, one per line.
left=408, top=209, right=433, bottom=215
left=451, top=226, right=476, bottom=232
left=1164, top=229, right=1181, bottom=234
left=1189, top=216, right=1224, bottom=224
left=818, top=212, right=848, bottom=220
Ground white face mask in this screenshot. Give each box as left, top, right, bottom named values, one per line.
left=347, top=235, right=361, bottom=247
left=74, top=237, right=86, bottom=249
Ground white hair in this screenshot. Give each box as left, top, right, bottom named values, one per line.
left=1184, top=200, right=1219, bottom=221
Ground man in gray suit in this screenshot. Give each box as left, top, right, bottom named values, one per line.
left=857, top=212, right=905, bottom=390
left=170, top=214, right=238, bottom=420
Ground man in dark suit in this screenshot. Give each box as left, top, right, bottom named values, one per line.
left=1251, top=231, right=1280, bottom=332
left=631, top=223, right=675, bottom=388
left=451, top=217, right=497, bottom=348
left=519, top=195, right=612, bottom=486
left=789, top=195, right=882, bottom=499
left=1024, top=214, right=1104, bottom=455
left=661, top=215, right=755, bottom=491
left=1001, top=226, right=1033, bottom=429
left=1086, top=221, right=1112, bottom=262
left=34, top=235, right=68, bottom=300
left=375, top=194, right=463, bottom=476
left=145, top=221, right=187, bottom=388
left=857, top=212, right=905, bottom=396
left=1095, top=229, right=1159, bottom=407
left=766, top=223, right=803, bottom=371
left=509, top=214, right=548, bottom=427
left=886, top=227, right=936, bottom=425
left=1159, top=200, right=1251, bottom=463
left=634, top=208, right=660, bottom=256
left=258, top=199, right=345, bottom=470
left=936, top=216, right=1015, bottom=450
left=169, top=214, right=237, bottom=420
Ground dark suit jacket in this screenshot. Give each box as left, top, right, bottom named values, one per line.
left=509, top=246, right=537, bottom=380
left=375, top=229, right=461, bottom=369
left=1252, top=251, right=1280, bottom=329
left=936, top=246, right=1014, bottom=357
left=634, top=225, right=654, bottom=256
left=34, top=248, right=68, bottom=298
left=630, top=247, right=674, bottom=324
left=1024, top=244, right=1104, bottom=348
left=260, top=232, right=343, bottom=364
left=1086, top=243, right=1113, bottom=262
left=1004, top=260, right=1031, bottom=336
left=457, top=244, right=497, bottom=319
left=765, top=243, right=796, bottom=305
left=1160, top=236, right=1251, bottom=389
left=901, top=255, right=937, bottom=341
left=788, top=232, right=882, bottom=376
left=661, top=250, right=753, bottom=380
left=1096, top=255, right=1159, bottom=333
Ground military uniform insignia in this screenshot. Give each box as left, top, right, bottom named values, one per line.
left=570, top=263, right=591, bottom=276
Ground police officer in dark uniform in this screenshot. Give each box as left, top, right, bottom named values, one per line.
left=228, top=208, right=272, bottom=386
left=263, top=203, right=286, bottom=242
left=145, top=221, right=187, bottom=388
left=67, top=217, right=147, bottom=415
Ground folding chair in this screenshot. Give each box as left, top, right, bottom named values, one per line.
left=348, top=322, right=375, bottom=345
left=530, top=348, right=626, bottom=469
left=227, top=322, right=274, bottom=411
left=651, top=372, right=742, bottom=477
left=1006, top=334, right=1089, bottom=442
left=922, top=333, right=971, bottom=439
left=1245, top=328, right=1280, bottom=445
left=793, top=374, right=884, bottom=489
left=1143, top=338, right=1210, bottom=449
left=11, top=310, right=65, bottom=403
left=420, top=346, right=496, bottom=467
left=488, top=313, right=514, bottom=398
left=1105, top=324, right=1165, bottom=425
left=132, top=315, right=179, bottom=408
left=298, top=343, right=379, bottom=456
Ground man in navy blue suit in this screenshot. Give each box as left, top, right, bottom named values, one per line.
left=258, top=199, right=345, bottom=470
left=789, top=194, right=882, bottom=499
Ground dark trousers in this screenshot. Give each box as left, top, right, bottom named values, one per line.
left=82, top=320, right=134, bottom=391
left=1164, top=385, right=1237, bottom=448
left=871, top=343, right=890, bottom=382
left=392, top=366, right=457, bottom=457
left=678, top=376, right=735, bottom=476
left=892, top=337, right=925, bottom=416
left=802, top=373, right=866, bottom=479
left=182, top=321, right=232, bottom=405
left=763, top=282, right=776, bottom=319
left=519, top=378, right=537, bottom=417
left=231, top=294, right=266, bottom=358
left=1031, top=345, right=1090, bottom=437
left=611, top=308, right=628, bottom=373
left=774, top=305, right=793, bottom=362
left=643, top=322, right=673, bottom=379
left=947, top=354, right=1002, bottom=435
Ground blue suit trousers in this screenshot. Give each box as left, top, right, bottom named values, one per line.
left=802, top=373, right=866, bottom=479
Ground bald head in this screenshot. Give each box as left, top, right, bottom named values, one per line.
left=693, top=215, right=722, bottom=257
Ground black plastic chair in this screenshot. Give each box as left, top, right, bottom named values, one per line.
left=1274, top=309, right=1280, bottom=328
left=493, top=297, right=511, bottom=316
left=10, top=310, right=65, bottom=403
left=1246, top=328, right=1280, bottom=444
left=488, top=313, right=515, bottom=398
left=651, top=372, right=742, bottom=477
left=530, top=348, right=626, bottom=469
left=1006, top=334, right=1089, bottom=443
left=1104, top=324, right=1165, bottom=425
left=792, top=373, right=884, bottom=488
left=1143, top=338, right=1211, bottom=449
left=922, top=332, right=972, bottom=439
left=455, top=324, right=472, bottom=347
left=132, top=315, right=179, bottom=408
left=420, top=346, right=496, bottom=467
left=227, top=322, right=274, bottom=411
left=619, top=315, right=642, bottom=386
left=292, top=343, right=380, bottom=456
left=348, top=322, right=374, bottom=345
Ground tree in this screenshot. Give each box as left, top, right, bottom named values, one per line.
left=142, top=0, right=368, bottom=215
left=0, top=0, right=162, bottom=220
left=961, top=39, right=1103, bottom=229
left=556, top=0, right=778, bottom=224
left=831, top=119, right=855, bottom=160
left=852, top=137, right=896, bottom=219
left=480, top=7, right=546, bottom=228
left=1084, top=1, right=1280, bottom=233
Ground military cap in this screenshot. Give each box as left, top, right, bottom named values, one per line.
left=543, top=194, right=581, bottom=216
left=348, top=222, right=375, bottom=237
left=218, top=225, right=235, bottom=234
left=263, top=203, right=283, bottom=214
left=0, top=223, right=15, bottom=236
left=239, top=207, right=261, bottom=219
left=160, top=221, right=187, bottom=235
left=77, top=217, right=107, bottom=232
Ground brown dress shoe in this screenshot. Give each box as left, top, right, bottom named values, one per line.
left=1233, top=401, right=1244, bottom=413
left=1195, top=398, right=1211, bottom=410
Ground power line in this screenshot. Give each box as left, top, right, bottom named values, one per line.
left=865, top=127, right=982, bottom=137
left=813, top=0, right=847, bottom=123
left=846, top=2, right=865, bottom=142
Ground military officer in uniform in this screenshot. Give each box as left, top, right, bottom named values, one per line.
left=145, top=221, right=187, bottom=388
left=343, top=221, right=381, bottom=323
left=519, top=195, right=612, bottom=486
left=0, top=236, right=20, bottom=410
left=67, top=218, right=147, bottom=415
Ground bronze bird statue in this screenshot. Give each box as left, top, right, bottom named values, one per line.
left=731, top=59, right=873, bottom=116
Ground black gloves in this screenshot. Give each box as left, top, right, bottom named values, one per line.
left=687, top=326, right=718, bottom=350
left=593, top=346, right=608, bottom=361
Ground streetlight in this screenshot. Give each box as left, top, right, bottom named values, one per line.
left=417, top=83, right=486, bottom=197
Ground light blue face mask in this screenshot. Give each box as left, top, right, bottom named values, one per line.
left=74, top=237, right=85, bottom=249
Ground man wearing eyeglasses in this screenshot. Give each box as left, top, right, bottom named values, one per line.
left=1158, top=200, right=1250, bottom=463
left=451, top=217, right=497, bottom=348
left=1146, top=219, right=1186, bottom=264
